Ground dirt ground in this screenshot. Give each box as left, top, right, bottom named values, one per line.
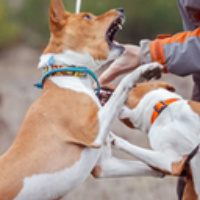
left=0, top=45, right=194, bottom=200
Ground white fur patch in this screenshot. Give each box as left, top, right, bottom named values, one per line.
left=14, top=148, right=101, bottom=200
left=38, top=48, right=122, bottom=72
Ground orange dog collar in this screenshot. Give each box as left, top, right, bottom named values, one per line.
left=151, top=98, right=180, bottom=124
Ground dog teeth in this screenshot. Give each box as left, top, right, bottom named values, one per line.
left=118, top=24, right=122, bottom=30
left=107, top=17, right=124, bottom=42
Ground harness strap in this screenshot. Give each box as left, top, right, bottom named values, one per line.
left=151, top=98, right=180, bottom=124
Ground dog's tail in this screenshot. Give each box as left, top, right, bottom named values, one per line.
left=172, top=145, right=199, bottom=177
left=175, top=145, right=200, bottom=200
left=188, top=145, right=200, bottom=198
left=186, top=144, right=199, bottom=165
left=179, top=144, right=199, bottom=177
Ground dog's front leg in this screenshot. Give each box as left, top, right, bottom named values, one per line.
left=92, top=157, right=164, bottom=179
left=110, top=133, right=198, bottom=176
left=93, top=62, right=163, bottom=147
left=91, top=133, right=164, bottom=179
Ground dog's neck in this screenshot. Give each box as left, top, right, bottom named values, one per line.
left=130, top=88, right=183, bottom=133
left=37, top=50, right=115, bottom=103
left=38, top=49, right=120, bottom=72
left=38, top=52, right=92, bottom=92
left=38, top=49, right=120, bottom=95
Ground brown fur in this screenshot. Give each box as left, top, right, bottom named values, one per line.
left=91, top=165, right=102, bottom=178
left=125, top=82, right=175, bottom=110
left=0, top=142, right=84, bottom=200
left=171, top=156, right=191, bottom=176
left=183, top=175, right=198, bottom=200
left=149, top=155, right=192, bottom=176
left=42, top=80, right=100, bottom=146
left=44, top=0, right=123, bottom=61
left=121, top=118, right=135, bottom=129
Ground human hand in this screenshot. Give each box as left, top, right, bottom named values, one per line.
left=99, top=44, right=141, bottom=84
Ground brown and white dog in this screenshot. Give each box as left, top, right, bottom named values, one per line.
left=106, top=81, right=200, bottom=200
left=0, top=0, right=164, bottom=199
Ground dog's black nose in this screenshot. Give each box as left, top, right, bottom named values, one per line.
left=116, top=8, right=124, bottom=13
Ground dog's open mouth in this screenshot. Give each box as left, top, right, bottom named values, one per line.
left=106, top=15, right=125, bottom=47
left=96, top=87, right=114, bottom=106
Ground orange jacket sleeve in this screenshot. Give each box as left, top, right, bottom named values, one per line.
left=150, top=27, right=200, bottom=75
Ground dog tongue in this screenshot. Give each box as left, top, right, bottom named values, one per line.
left=98, top=87, right=114, bottom=106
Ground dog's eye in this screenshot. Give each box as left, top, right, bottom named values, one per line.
left=84, top=15, right=92, bottom=20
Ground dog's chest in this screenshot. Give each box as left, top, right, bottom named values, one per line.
left=36, top=80, right=100, bottom=146
left=4, top=79, right=102, bottom=200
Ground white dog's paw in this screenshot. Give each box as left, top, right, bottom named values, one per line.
left=141, top=62, right=163, bottom=81
left=109, top=132, right=119, bottom=146
left=109, top=132, right=125, bottom=150
left=109, top=132, right=116, bottom=144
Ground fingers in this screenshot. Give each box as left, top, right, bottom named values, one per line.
left=99, top=44, right=141, bottom=84
left=99, top=67, right=118, bottom=84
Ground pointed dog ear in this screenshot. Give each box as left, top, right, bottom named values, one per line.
left=49, top=0, right=68, bottom=30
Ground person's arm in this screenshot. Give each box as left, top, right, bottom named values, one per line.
left=147, top=27, right=200, bottom=76
left=99, top=27, right=200, bottom=84
left=99, top=44, right=141, bottom=84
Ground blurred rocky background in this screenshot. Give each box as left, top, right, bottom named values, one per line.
left=0, top=0, right=193, bottom=199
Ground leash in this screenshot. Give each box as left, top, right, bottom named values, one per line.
left=76, top=0, right=82, bottom=13
left=35, top=67, right=101, bottom=96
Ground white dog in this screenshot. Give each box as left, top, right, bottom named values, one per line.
left=108, top=81, right=200, bottom=200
